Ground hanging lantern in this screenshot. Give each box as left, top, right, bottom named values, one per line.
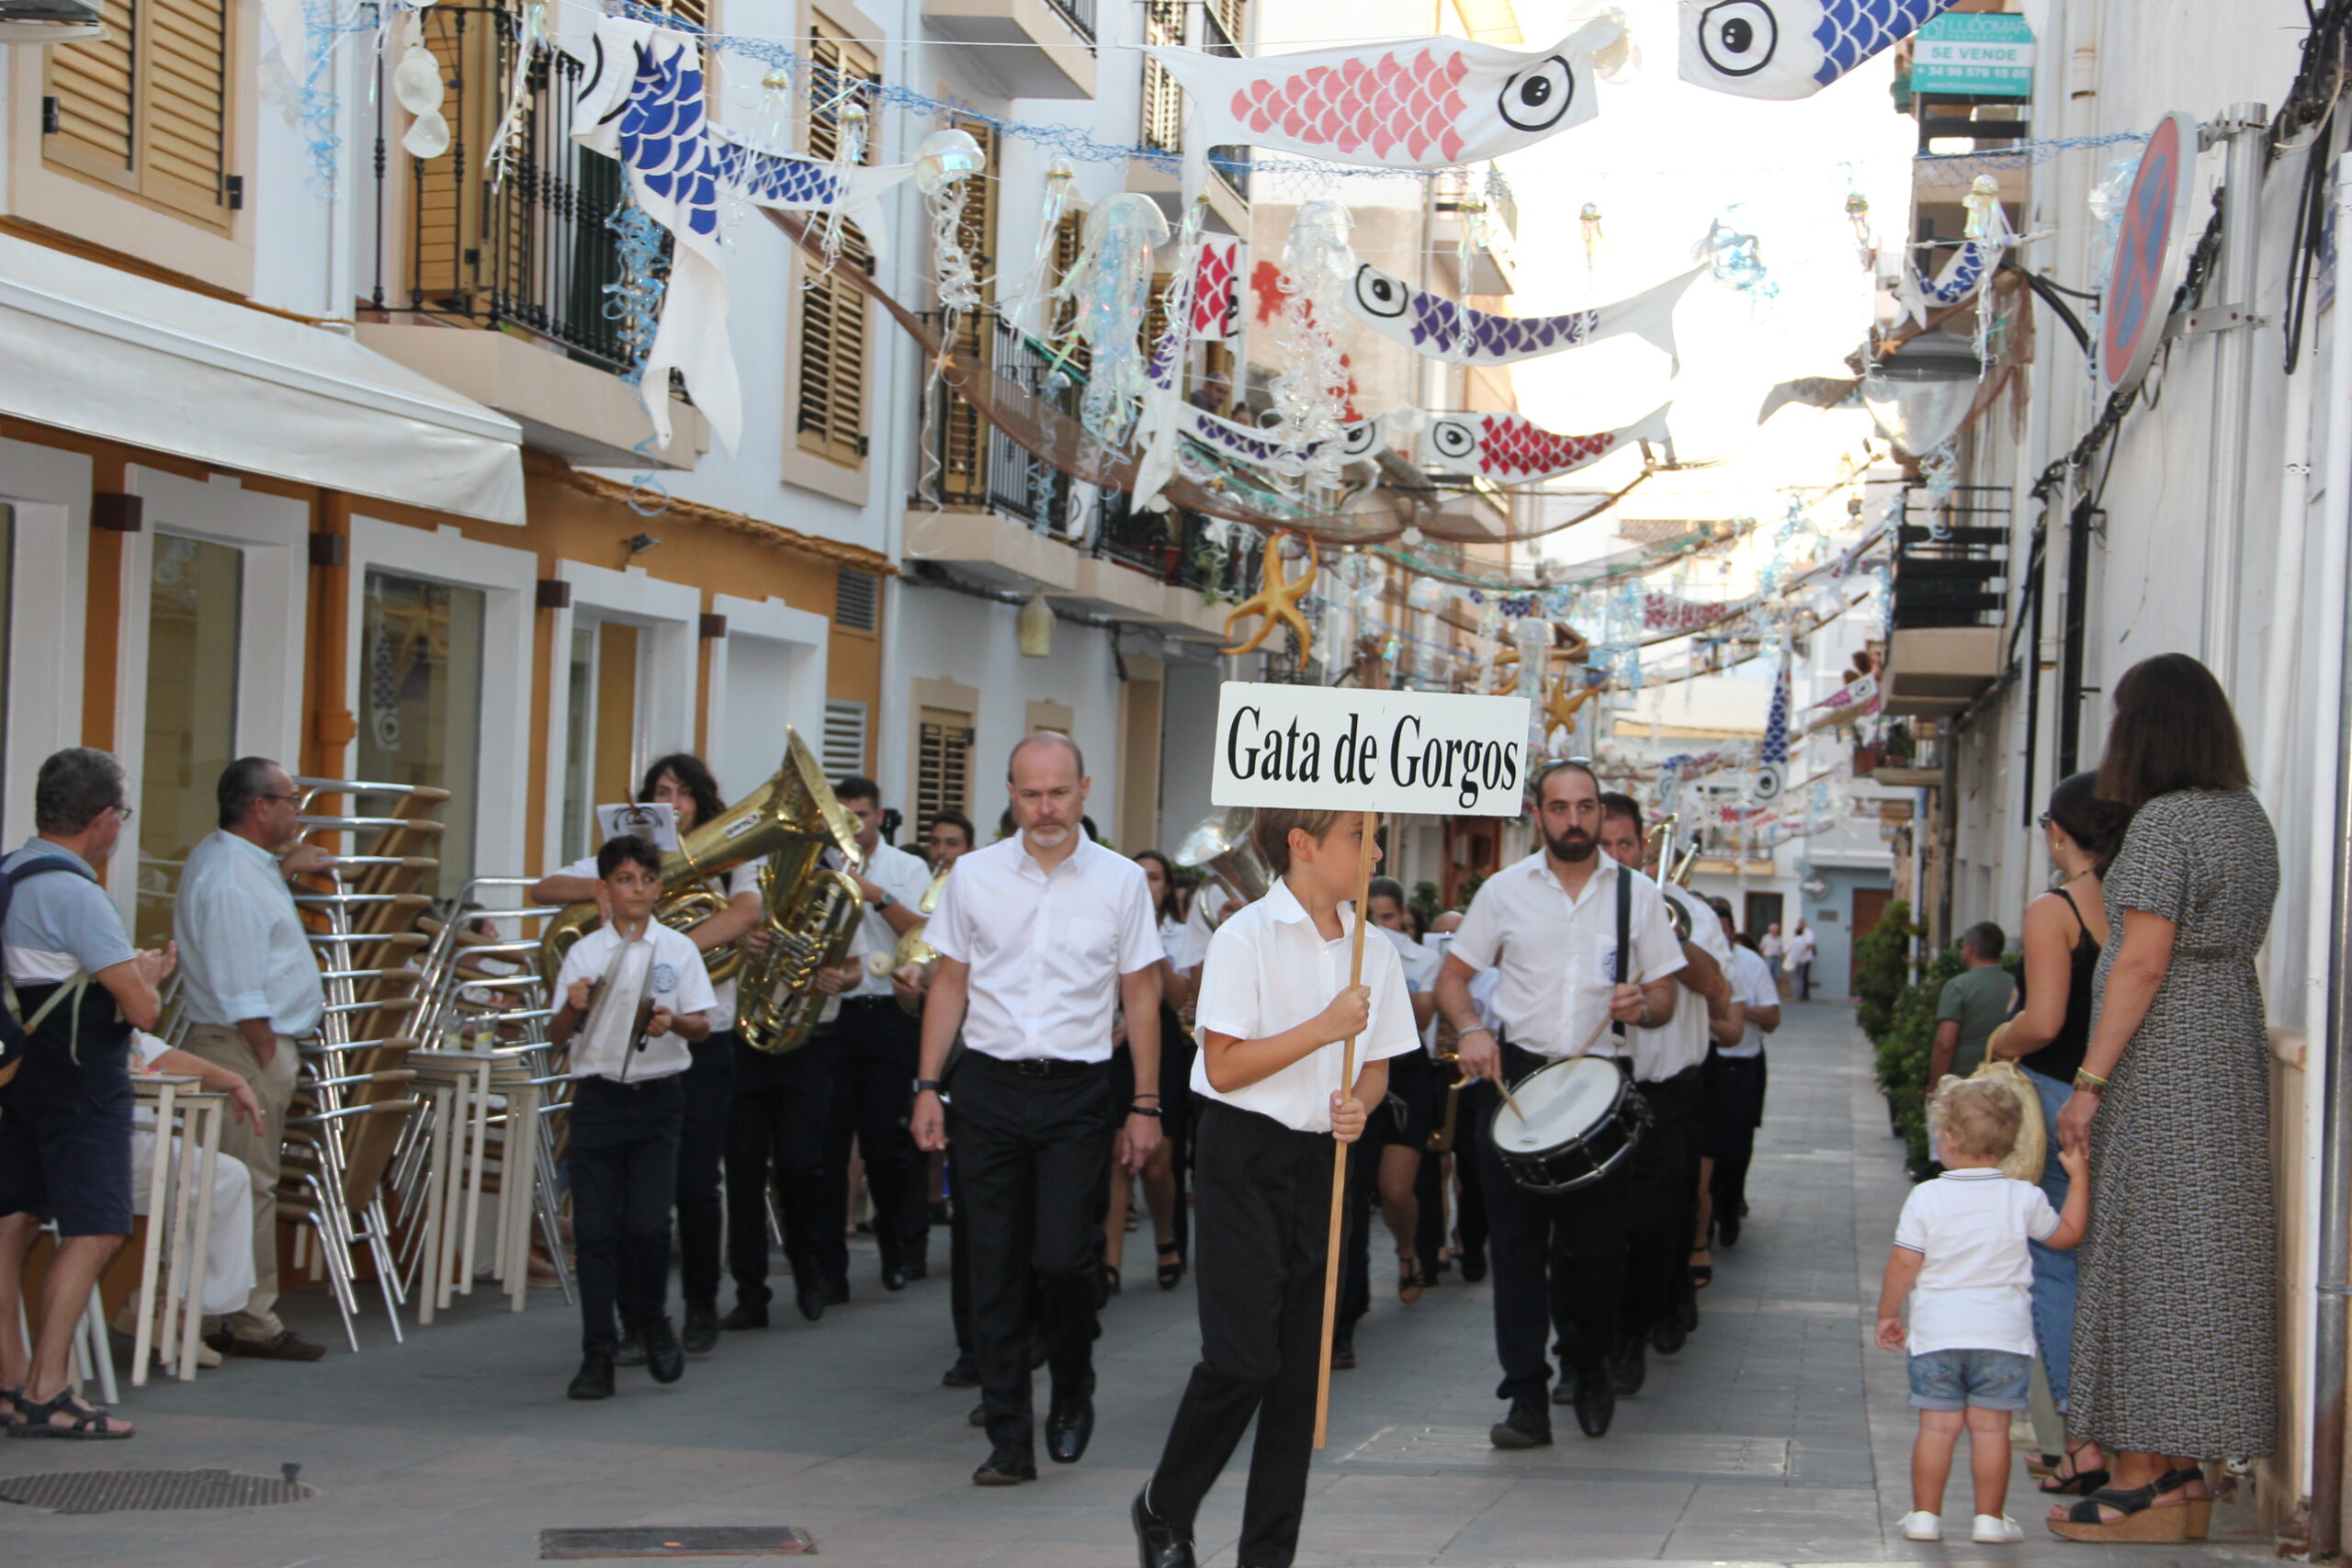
left=1017, top=591, right=1055, bottom=658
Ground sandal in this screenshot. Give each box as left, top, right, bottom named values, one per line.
left=2048, top=1482, right=2188, bottom=1542
left=2039, top=1443, right=2110, bottom=1496
left=1689, top=1248, right=1713, bottom=1291
left=1156, top=1244, right=1185, bottom=1292
left=1397, top=1255, right=1430, bottom=1304
left=0, top=1386, right=26, bottom=1432
left=2157, top=1466, right=2211, bottom=1540
left=9, top=1387, right=133, bottom=1440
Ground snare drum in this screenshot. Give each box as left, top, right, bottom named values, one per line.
left=1490, top=1055, right=1650, bottom=1195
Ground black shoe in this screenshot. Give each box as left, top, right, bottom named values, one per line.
left=1027, top=1328, right=1053, bottom=1371
left=1651, top=1317, right=1689, bottom=1356
left=905, top=1242, right=929, bottom=1281
left=641, top=1318, right=685, bottom=1384
left=881, top=1265, right=910, bottom=1292
left=943, top=1354, right=979, bottom=1389
left=1459, top=1250, right=1488, bottom=1283
left=968, top=1402, right=987, bottom=1427
left=1572, top=1367, right=1616, bottom=1438
left=1330, top=1333, right=1356, bottom=1371
left=1489, top=1400, right=1552, bottom=1450
left=822, top=1278, right=851, bottom=1307
left=612, top=1327, right=647, bottom=1367
left=720, top=1300, right=769, bottom=1331
left=1716, top=1213, right=1741, bottom=1248
left=972, top=1443, right=1036, bottom=1485
left=1132, top=1488, right=1196, bottom=1568
left=1678, top=1289, right=1702, bottom=1334
left=682, top=1305, right=719, bottom=1355
left=1610, top=1337, right=1646, bottom=1396
left=1046, top=1381, right=1095, bottom=1464
left=568, top=1352, right=615, bottom=1400
left=795, top=1282, right=826, bottom=1323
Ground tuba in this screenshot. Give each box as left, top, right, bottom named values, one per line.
left=869, top=864, right=951, bottom=1016
left=538, top=750, right=843, bottom=987
left=1174, top=807, right=1272, bottom=919
left=732, top=731, right=868, bottom=1056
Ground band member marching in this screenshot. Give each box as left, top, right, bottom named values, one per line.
left=1133, top=807, right=1419, bottom=1568
left=1433, top=761, right=1686, bottom=1447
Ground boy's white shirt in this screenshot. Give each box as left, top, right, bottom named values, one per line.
left=1893, top=1168, right=2061, bottom=1356
left=1192, top=877, right=1419, bottom=1134
left=556, top=920, right=716, bottom=1082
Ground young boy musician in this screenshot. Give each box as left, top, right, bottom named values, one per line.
left=547, top=835, right=716, bottom=1401
left=1133, top=807, right=1419, bottom=1568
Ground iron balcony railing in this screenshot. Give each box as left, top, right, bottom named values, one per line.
left=1891, top=484, right=2010, bottom=631
left=934, top=316, right=1073, bottom=532
left=373, top=6, right=643, bottom=375
left=1093, top=491, right=1261, bottom=600
left=1044, top=0, right=1095, bottom=41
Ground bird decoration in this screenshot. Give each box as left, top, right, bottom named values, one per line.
left=1221, top=531, right=1319, bottom=670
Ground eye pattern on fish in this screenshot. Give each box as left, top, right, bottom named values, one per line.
left=1679, top=0, right=1962, bottom=101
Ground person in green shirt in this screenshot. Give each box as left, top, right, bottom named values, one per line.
left=1932, top=924, right=2017, bottom=1084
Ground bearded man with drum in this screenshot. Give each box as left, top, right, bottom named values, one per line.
left=1434, top=761, right=1684, bottom=1448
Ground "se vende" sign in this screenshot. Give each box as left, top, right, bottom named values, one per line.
left=1211, top=682, right=1534, bottom=818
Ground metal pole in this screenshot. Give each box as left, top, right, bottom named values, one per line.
left=2201, top=104, right=2269, bottom=693
left=2307, top=152, right=2352, bottom=1568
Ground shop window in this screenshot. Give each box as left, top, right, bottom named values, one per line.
left=357, top=570, right=485, bottom=897
left=43, top=0, right=235, bottom=231
left=137, top=535, right=239, bottom=945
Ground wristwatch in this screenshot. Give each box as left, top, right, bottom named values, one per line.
left=872, top=888, right=895, bottom=909
left=912, top=1077, right=944, bottom=1097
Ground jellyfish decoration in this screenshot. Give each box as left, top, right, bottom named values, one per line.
left=1267, top=199, right=1359, bottom=494
left=1130, top=197, right=1209, bottom=513
left=1406, top=575, right=1447, bottom=615
left=1845, top=188, right=1875, bottom=269
left=393, top=14, right=449, bottom=160
left=1002, top=160, right=1079, bottom=327
left=1049, top=193, right=1171, bottom=447
left=1510, top=615, right=1555, bottom=700
left=1579, top=201, right=1604, bottom=277
left=916, top=128, right=989, bottom=333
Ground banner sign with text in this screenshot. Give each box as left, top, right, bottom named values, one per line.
left=1211, top=682, right=1533, bottom=817
left=1912, top=13, right=2035, bottom=98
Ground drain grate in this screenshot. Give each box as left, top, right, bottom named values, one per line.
left=0, top=1468, right=316, bottom=1514
left=540, top=1527, right=815, bottom=1559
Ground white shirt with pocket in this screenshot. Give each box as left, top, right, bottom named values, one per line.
left=555, top=856, right=757, bottom=1032
left=1893, top=1168, right=2061, bottom=1356
left=1723, top=945, right=1779, bottom=1059
left=830, top=840, right=937, bottom=1002
left=924, top=829, right=1163, bottom=1063
left=1445, top=852, right=1687, bottom=1061
left=1627, top=882, right=1732, bottom=1081
left=1192, top=879, right=1420, bottom=1134
left=555, top=922, right=717, bottom=1082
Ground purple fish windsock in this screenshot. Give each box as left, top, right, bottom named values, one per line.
left=1143, top=13, right=1621, bottom=172
left=1679, top=0, right=1961, bottom=101
left=1347, top=263, right=1698, bottom=368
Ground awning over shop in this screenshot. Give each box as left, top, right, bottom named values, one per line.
left=0, top=235, right=526, bottom=525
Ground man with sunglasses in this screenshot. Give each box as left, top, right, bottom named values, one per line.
left=175, top=757, right=336, bottom=1363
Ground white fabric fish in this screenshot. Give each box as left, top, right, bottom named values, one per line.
left=1679, top=0, right=1961, bottom=101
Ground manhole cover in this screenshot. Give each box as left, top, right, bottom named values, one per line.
left=0, top=1468, right=315, bottom=1514
left=540, top=1527, right=815, bottom=1559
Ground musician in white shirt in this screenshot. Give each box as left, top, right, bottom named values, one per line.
left=1133, top=807, right=1417, bottom=1568
left=911, top=734, right=1164, bottom=1486
left=1703, top=897, right=1781, bottom=1260
left=1433, top=761, right=1684, bottom=1449
left=1598, top=794, right=1741, bottom=1396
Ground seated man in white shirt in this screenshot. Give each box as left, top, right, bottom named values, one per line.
left=115, top=1033, right=266, bottom=1365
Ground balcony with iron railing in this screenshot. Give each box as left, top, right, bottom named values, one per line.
left=1135, top=0, right=1249, bottom=223
left=933, top=317, right=1074, bottom=533
left=923, top=0, right=1099, bottom=96
left=357, top=6, right=708, bottom=466
left=1884, top=483, right=2009, bottom=717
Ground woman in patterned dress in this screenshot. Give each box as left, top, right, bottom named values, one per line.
left=2048, top=654, right=2278, bottom=1542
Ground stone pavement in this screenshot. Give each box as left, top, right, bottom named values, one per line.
left=1, top=1004, right=2278, bottom=1565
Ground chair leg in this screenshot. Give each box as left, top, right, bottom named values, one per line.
left=80, top=1283, right=119, bottom=1405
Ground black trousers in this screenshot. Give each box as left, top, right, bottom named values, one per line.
left=725, top=1032, right=839, bottom=1306
left=571, top=1074, right=685, bottom=1354
left=1612, top=1066, right=1703, bottom=1345
left=676, top=1031, right=737, bottom=1312
left=1472, top=1045, right=1639, bottom=1400
left=949, top=1051, right=1111, bottom=1452
left=1336, top=1050, right=1438, bottom=1334
left=820, top=997, right=927, bottom=1281
left=1148, top=1101, right=1330, bottom=1568
left=1706, top=1052, right=1768, bottom=1224
left=1452, top=1091, right=1489, bottom=1267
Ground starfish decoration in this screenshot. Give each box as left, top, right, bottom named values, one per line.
left=1544, top=672, right=1606, bottom=735
left=1221, top=531, right=1319, bottom=670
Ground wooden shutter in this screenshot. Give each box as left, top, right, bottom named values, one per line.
left=1141, top=1, right=1185, bottom=153
left=916, top=708, right=974, bottom=831
left=796, top=20, right=878, bottom=466
left=45, top=0, right=233, bottom=227
left=658, top=0, right=711, bottom=28
left=1209, top=0, right=1245, bottom=45
left=938, top=118, right=999, bottom=502
left=1049, top=207, right=1090, bottom=378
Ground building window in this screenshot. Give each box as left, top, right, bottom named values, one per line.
left=358, top=570, right=485, bottom=897
left=43, top=0, right=235, bottom=231
left=137, top=535, right=240, bottom=945
left=822, top=696, right=869, bottom=779
left=915, top=707, right=973, bottom=835
left=1141, top=0, right=1186, bottom=154
left=794, top=20, right=878, bottom=467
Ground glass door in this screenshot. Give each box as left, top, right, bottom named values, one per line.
left=138, top=535, right=242, bottom=946
left=357, top=570, right=486, bottom=897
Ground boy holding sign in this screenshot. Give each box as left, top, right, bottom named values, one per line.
left=1133, top=807, right=1419, bottom=1568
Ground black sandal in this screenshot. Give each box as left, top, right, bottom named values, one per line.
left=0, top=1386, right=26, bottom=1432
left=2049, top=1482, right=2188, bottom=1541
left=1156, top=1244, right=1185, bottom=1291
left=2039, top=1443, right=2110, bottom=1496
left=1398, top=1255, right=1430, bottom=1304
left=9, top=1387, right=132, bottom=1440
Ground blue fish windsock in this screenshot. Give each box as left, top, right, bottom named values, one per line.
left=1679, top=0, right=1961, bottom=101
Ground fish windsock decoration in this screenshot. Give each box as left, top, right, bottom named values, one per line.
left=1178, top=406, right=1382, bottom=470
left=1144, top=11, right=1626, bottom=173
left=1347, top=263, right=1700, bottom=368
left=1421, top=405, right=1670, bottom=482
left=1679, top=0, right=1962, bottom=101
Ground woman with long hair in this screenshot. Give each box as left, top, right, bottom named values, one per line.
left=1989, top=771, right=2130, bottom=1498
left=1104, top=851, right=1196, bottom=1292
left=2047, top=655, right=2278, bottom=1540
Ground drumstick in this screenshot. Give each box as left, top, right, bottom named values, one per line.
left=1573, top=969, right=1648, bottom=1059
left=1474, top=971, right=1650, bottom=1120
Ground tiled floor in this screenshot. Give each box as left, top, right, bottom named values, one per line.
left=0, top=1004, right=2277, bottom=1564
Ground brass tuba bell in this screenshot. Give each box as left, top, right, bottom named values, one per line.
left=730, top=731, right=868, bottom=1056
left=1174, top=807, right=1272, bottom=919
left=868, top=864, right=951, bottom=1017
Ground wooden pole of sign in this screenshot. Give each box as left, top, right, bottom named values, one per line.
left=1312, top=807, right=1380, bottom=1450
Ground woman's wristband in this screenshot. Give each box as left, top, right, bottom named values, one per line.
left=2073, top=1068, right=2109, bottom=1094
left=1128, top=1103, right=1162, bottom=1118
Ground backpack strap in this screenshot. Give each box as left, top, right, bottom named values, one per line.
left=0, top=855, right=102, bottom=1055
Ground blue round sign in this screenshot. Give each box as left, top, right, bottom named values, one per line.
left=2100, top=112, right=2199, bottom=399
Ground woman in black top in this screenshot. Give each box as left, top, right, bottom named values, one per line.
left=1990, top=770, right=2129, bottom=1495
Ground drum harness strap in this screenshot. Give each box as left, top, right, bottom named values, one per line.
left=1610, top=868, right=1630, bottom=1049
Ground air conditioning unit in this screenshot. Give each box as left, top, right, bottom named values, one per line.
left=0, top=0, right=106, bottom=42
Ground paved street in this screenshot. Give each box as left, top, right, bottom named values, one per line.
left=2, top=1004, right=2275, bottom=1565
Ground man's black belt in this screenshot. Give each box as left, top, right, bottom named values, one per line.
left=964, top=1051, right=1107, bottom=1079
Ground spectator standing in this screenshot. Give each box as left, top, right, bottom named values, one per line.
left=1930, top=924, right=2015, bottom=1085
left=175, top=756, right=334, bottom=1363
left=2050, top=654, right=2276, bottom=1540
left=1785, top=921, right=1816, bottom=1000
left=1759, top=921, right=1785, bottom=988
left=0, top=748, right=173, bottom=1438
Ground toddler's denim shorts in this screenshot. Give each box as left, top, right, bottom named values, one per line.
left=1907, top=1348, right=2032, bottom=1412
